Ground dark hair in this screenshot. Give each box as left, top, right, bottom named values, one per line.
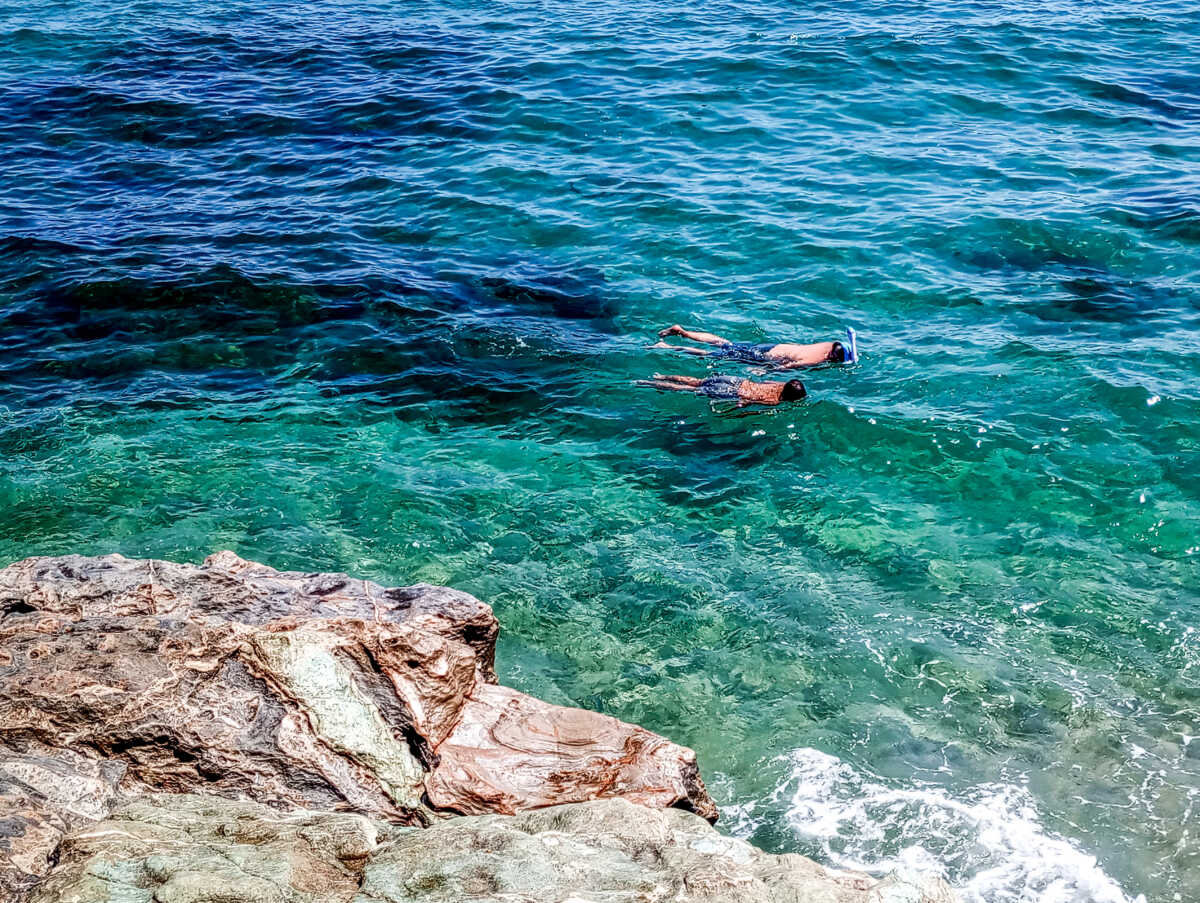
left=829, top=341, right=846, bottom=363
left=781, top=379, right=807, bottom=401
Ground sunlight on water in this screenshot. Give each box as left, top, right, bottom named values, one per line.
left=1, top=0, right=1199, bottom=898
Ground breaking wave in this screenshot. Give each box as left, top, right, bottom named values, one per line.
left=726, top=748, right=1144, bottom=903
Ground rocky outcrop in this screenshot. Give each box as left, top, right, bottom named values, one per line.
left=30, top=793, right=955, bottom=903
left=0, top=552, right=956, bottom=903
left=0, top=552, right=716, bottom=896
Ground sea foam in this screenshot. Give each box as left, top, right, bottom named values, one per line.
left=726, top=748, right=1144, bottom=903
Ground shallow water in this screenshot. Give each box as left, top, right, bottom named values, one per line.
left=2, top=0, right=1199, bottom=899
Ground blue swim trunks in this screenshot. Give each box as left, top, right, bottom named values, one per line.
left=712, top=341, right=776, bottom=363
left=699, top=375, right=744, bottom=399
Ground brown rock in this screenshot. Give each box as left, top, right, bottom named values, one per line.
left=427, top=683, right=718, bottom=821
left=0, top=611, right=430, bottom=896
left=0, top=553, right=716, bottom=897
left=0, top=551, right=498, bottom=680
left=0, top=741, right=126, bottom=898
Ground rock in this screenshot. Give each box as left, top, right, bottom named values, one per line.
left=362, top=797, right=950, bottom=903
left=30, top=793, right=956, bottom=903
left=426, top=683, right=713, bottom=818
left=0, top=551, right=499, bottom=680
left=0, top=553, right=716, bottom=895
left=0, top=741, right=126, bottom=899
left=27, top=793, right=383, bottom=903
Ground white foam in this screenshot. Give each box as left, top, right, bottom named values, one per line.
left=733, top=748, right=1144, bottom=903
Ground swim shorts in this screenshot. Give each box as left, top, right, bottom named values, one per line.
left=698, top=375, right=744, bottom=399
left=712, top=341, right=776, bottom=363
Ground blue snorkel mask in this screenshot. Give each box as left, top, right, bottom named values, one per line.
left=844, top=327, right=859, bottom=364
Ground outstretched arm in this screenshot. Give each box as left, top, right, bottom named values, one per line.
left=658, top=324, right=730, bottom=346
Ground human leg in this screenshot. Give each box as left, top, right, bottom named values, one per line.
left=635, top=378, right=701, bottom=393
left=657, top=325, right=731, bottom=345
left=652, top=374, right=702, bottom=386
left=648, top=341, right=714, bottom=357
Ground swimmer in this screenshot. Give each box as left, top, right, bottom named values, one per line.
left=650, top=324, right=858, bottom=369
left=637, top=373, right=807, bottom=406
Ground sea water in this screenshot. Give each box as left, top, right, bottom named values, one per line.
left=1, top=1, right=1198, bottom=899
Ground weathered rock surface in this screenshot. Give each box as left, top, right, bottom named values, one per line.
left=0, top=552, right=716, bottom=896
left=426, top=683, right=712, bottom=817
left=30, top=793, right=956, bottom=903
left=29, top=793, right=381, bottom=903
left=0, top=550, right=499, bottom=679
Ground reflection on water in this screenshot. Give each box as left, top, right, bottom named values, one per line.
left=2, top=0, right=1199, bottom=899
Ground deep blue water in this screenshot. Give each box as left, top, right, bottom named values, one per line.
left=2, top=2, right=1199, bottom=900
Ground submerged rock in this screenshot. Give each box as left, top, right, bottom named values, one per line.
left=30, top=793, right=955, bottom=903
left=0, top=552, right=716, bottom=895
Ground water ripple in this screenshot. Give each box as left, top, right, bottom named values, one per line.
left=1, top=1, right=1198, bottom=899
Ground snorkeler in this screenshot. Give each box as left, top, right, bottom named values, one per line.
left=637, top=373, right=807, bottom=406
left=650, top=324, right=858, bottom=369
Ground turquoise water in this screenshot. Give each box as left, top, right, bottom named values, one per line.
left=2, top=1, right=1199, bottom=898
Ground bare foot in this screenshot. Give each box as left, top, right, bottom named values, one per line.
left=658, top=325, right=683, bottom=337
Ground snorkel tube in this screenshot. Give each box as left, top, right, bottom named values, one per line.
left=844, top=327, right=859, bottom=364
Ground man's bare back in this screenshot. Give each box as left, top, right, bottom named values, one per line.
left=636, top=373, right=807, bottom=407
left=650, top=324, right=858, bottom=370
